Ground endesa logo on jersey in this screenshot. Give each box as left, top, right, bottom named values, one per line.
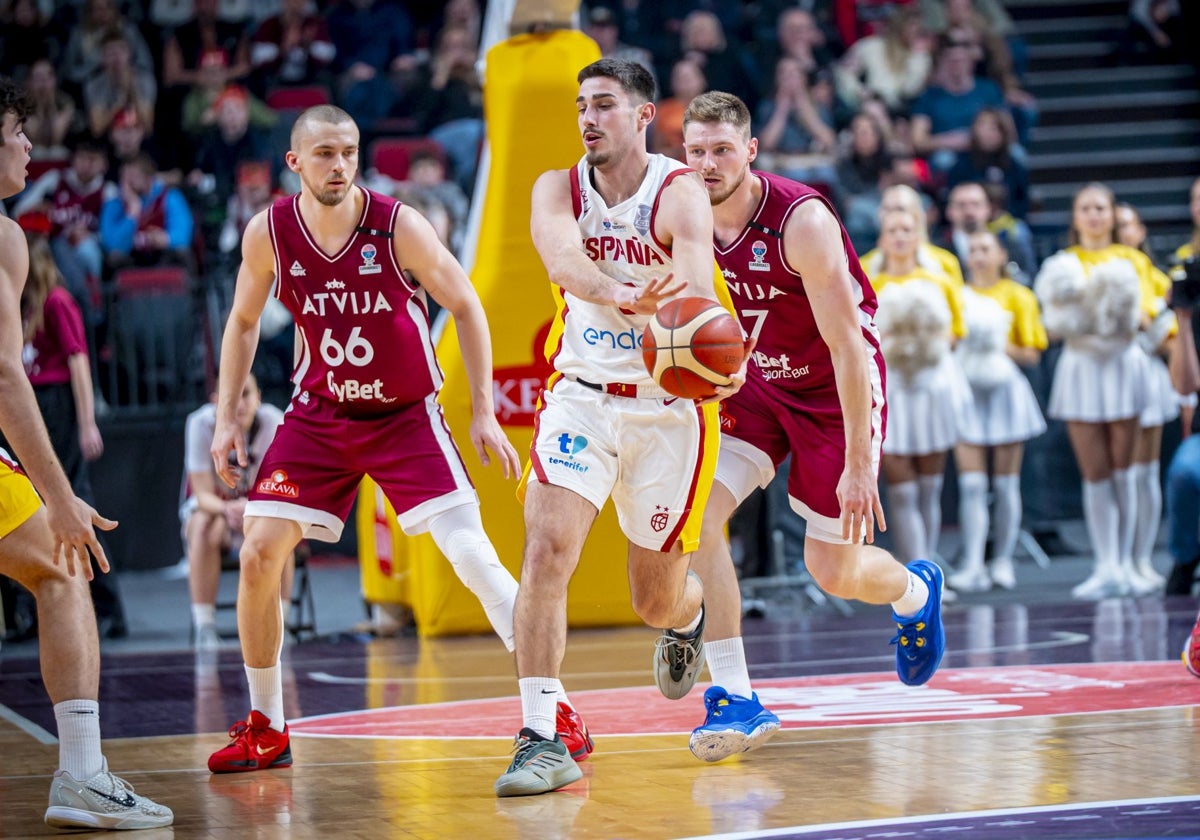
left=257, top=469, right=299, bottom=499
left=582, top=324, right=643, bottom=350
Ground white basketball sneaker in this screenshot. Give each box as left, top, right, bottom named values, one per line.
left=45, top=760, right=174, bottom=830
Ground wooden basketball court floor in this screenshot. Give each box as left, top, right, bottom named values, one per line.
left=3, top=595, right=1200, bottom=839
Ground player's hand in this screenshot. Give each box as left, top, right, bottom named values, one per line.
left=837, top=462, right=885, bottom=544
left=46, top=496, right=117, bottom=580
left=469, top=412, right=523, bottom=480
left=700, top=336, right=756, bottom=405
left=211, top=418, right=248, bottom=490
left=621, top=272, right=687, bottom=316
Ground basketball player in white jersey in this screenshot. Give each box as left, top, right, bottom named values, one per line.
left=496, top=58, right=749, bottom=797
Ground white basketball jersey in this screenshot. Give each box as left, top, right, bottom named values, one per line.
left=548, top=153, right=693, bottom=396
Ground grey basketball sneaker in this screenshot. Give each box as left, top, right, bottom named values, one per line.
left=45, top=760, right=174, bottom=830
left=653, top=607, right=706, bottom=700
left=495, top=728, right=583, bottom=797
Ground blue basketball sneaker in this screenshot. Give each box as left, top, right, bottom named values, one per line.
left=688, top=686, right=781, bottom=762
left=891, top=559, right=946, bottom=686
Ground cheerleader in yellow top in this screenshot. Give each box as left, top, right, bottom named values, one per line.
left=1117, top=201, right=1180, bottom=594
left=871, top=208, right=975, bottom=569
left=1034, top=182, right=1163, bottom=600
left=1171, top=176, right=1200, bottom=437
left=861, top=184, right=965, bottom=285
left=1172, top=176, right=1200, bottom=265
left=950, top=230, right=1047, bottom=592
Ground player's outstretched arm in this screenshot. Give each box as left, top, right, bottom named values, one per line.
left=530, top=169, right=648, bottom=310
left=787, top=200, right=885, bottom=543
left=652, top=171, right=718, bottom=302
left=393, top=206, right=521, bottom=479
left=0, top=216, right=114, bottom=577
left=212, top=211, right=275, bottom=488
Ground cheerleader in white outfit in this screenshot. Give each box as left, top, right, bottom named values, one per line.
left=1116, top=202, right=1178, bottom=594
left=1034, top=182, right=1158, bottom=600
left=950, top=231, right=1047, bottom=592
left=871, top=209, right=976, bottom=567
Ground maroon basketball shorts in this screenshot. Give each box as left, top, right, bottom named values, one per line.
left=716, top=368, right=884, bottom=545
left=246, top=393, right=476, bottom=542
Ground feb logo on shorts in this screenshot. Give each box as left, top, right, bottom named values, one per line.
left=650, top=504, right=670, bottom=533
left=257, top=469, right=299, bottom=499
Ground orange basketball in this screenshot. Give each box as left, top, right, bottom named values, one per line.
left=642, top=297, right=744, bottom=400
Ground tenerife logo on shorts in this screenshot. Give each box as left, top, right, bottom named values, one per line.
left=749, top=239, right=771, bottom=272
left=257, top=469, right=299, bottom=499
left=547, top=433, right=588, bottom=474
left=359, top=243, right=381, bottom=275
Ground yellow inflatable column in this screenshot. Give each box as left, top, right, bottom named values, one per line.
left=404, top=29, right=642, bottom=637
left=356, top=478, right=411, bottom=609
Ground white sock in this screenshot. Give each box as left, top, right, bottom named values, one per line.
left=891, top=569, right=931, bottom=617
left=518, top=677, right=559, bottom=740
left=54, top=700, right=103, bottom=780
left=1082, top=479, right=1120, bottom=573
left=886, top=480, right=925, bottom=562
left=991, top=473, right=1022, bottom=563
left=705, top=636, right=753, bottom=698
left=1133, top=460, right=1162, bottom=565
left=917, top=473, right=944, bottom=559
left=957, top=472, right=990, bottom=573
left=191, top=603, right=216, bottom=628
left=1112, top=467, right=1137, bottom=566
left=246, top=664, right=285, bottom=731
left=428, top=505, right=519, bottom=652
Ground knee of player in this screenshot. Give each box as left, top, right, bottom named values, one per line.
left=236, top=539, right=287, bottom=586
left=805, top=549, right=858, bottom=597
left=520, top=534, right=575, bottom=584
left=629, top=587, right=678, bottom=628
left=24, top=554, right=90, bottom=599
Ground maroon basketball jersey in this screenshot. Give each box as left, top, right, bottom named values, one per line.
left=267, top=187, right=440, bottom=416
left=716, top=171, right=880, bottom=393
left=48, top=171, right=105, bottom=237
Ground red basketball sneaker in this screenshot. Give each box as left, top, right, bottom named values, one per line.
left=1183, top=611, right=1200, bottom=678
left=208, top=710, right=293, bottom=773
left=556, top=702, right=594, bottom=762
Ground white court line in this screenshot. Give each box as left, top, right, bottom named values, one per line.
left=674, top=794, right=1200, bottom=839
left=0, top=702, right=57, bottom=744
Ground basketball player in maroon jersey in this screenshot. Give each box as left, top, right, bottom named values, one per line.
left=659, top=91, right=947, bottom=761
left=207, top=104, right=592, bottom=772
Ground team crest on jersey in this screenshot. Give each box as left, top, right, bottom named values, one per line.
left=633, top=204, right=651, bottom=236
left=650, top=504, right=669, bottom=533
left=359, top=243, right=382, bottom=275
left=290, top=260, right=306, bottom=277
left=749, top=240, right=771, bottom=272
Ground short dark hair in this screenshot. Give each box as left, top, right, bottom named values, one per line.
left=578, top=58, right=656, bottom=104
left=0, top=76, right=31, bottom=123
